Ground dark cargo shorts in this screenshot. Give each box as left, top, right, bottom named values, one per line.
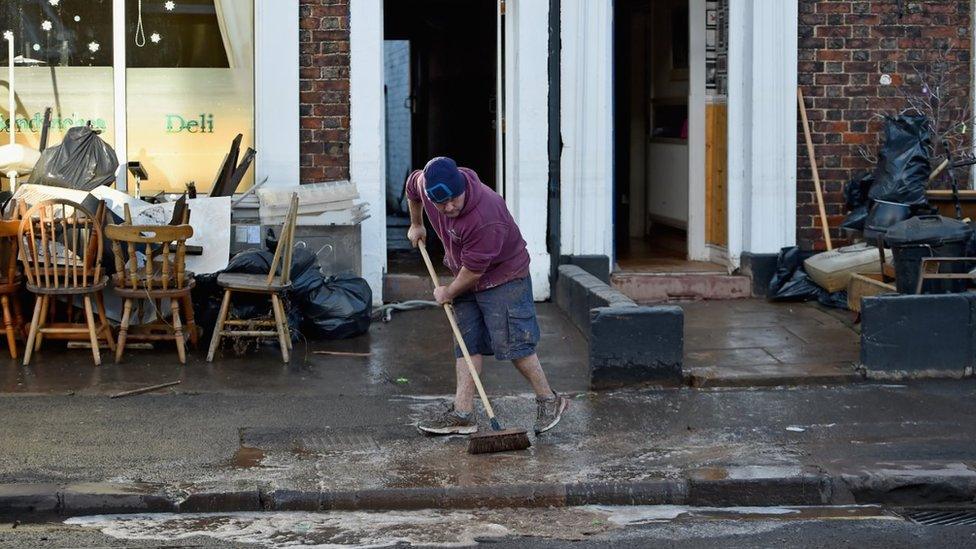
left=452, top=276, right=540, bottom=361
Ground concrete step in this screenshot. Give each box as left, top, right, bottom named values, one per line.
left=612, top=272, right=752, bottom=302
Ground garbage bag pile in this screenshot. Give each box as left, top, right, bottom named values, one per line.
left=841, top=114, right=934, bottom=232
left=193, top=246, right=372, bottom=342
left=767, top=247, right=848, bottom=309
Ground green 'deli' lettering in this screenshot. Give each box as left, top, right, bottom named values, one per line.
left=165, top=114, right=215, bottom=134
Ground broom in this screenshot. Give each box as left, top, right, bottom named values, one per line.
left=417, top=239, right=531, bottom=454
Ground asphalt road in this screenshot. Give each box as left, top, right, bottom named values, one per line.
left=2, top=506, right=976, bottom=548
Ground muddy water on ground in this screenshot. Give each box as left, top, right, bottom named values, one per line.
left=64, top=506, right=899, bottom=548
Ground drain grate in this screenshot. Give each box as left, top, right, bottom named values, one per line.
left=903, top=509, right=976, bottom=526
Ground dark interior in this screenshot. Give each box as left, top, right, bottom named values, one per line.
left=384, top=0, right=497, bottom=189
left=384, top=0, right=497, bottom=275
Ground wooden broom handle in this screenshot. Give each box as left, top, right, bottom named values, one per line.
left=798, top=87, right=833, bottom=251
left=418, top=239, right=497, bottom=420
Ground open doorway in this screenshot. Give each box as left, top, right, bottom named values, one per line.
left=383, top=0, right=498, bottom=275
left=613, top=0, right=694, bottom=271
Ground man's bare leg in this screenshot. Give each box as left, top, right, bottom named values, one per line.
left=454, top=354, right=483, bottom=414
left=512, top=353, right=553, bottom=398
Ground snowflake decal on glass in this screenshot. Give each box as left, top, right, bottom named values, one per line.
left=88, top=41, right=100, bottom=53
left=165, top=1, right=176, bottom=11
left=41, top=20, right=53, bottom=31
left=150, top=33, right=162, bottom=44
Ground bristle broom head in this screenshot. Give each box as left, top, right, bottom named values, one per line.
left=467, top=429, right=531, bottom=454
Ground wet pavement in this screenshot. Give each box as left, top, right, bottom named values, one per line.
left=681, top=300, right=862, bottom=387
left=4, top=298, right=973, bottom=520
left=2, top=379, right=976, bottom=500
left=0, top=303, right=589, bottom=397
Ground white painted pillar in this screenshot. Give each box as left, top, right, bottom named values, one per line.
left=687, top=0, right=707, bottom=261
left=504, top=0, right=551, bottom=300
left=727, top=0, right=798, bottom=265
left=559, top=0, right=614, bottom=260
left=255, top=0, right=300, bottom=189
left=349, top=0, right=386, bottom=305
left=112, top=0, right=127, bottom=190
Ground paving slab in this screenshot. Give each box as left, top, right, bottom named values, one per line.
left=681, top=300, right=862, bottom=387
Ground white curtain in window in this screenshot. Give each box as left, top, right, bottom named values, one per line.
left=214, top=0, right=253, bottom=70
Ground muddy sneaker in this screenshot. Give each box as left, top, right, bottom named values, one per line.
left=535, top=391, right=569, bottom=434
left=417, top=405, right=478, bottom=435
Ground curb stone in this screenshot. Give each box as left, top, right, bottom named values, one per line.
left=3, top=467, right=976, bottom=518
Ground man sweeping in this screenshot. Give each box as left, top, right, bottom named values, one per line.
left=406, top=156, right=569, bottom=436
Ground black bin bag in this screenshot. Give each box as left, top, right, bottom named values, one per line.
left=27, top=126, right=119, bottom=191
left=303, top=275, right=372, bottom=339
left=868, top=114, right=931, bottom=207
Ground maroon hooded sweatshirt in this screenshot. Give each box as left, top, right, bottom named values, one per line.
left=405, top=167, right=530, bottom=292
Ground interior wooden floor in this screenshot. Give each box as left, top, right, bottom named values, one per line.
left=615, top=225, right=726, bottom=273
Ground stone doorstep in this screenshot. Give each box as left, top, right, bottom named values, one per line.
left=6, top=463, right=976, bottom=517
left=612, top=272, right=753, bottom=302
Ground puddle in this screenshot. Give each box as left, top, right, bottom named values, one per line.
left=589, top=504, right=899, bottom=525
left=231, top=446, right=266, bottom=468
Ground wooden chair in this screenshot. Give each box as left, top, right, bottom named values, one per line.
left=0, top=218, right=24, bottom=358
left=106, top=205, right=197, bottom=364
left=207, top=194, right=298, bottom=363
left=915, top=257, right=976, bottom=294
left=18, top=199, right=115, bottom=366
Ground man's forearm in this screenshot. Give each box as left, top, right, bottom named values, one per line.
left=408, top=198, right=424, bottom=227
left=447, top=267, right=483, bottom=299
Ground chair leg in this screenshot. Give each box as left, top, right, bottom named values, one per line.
left=22, top=296, right=43, bottom=366
left=95, top=292, right=115, bottom=353
left=206, top=289, right=233, bottom=362
left=282, top=296, right=294, bottom=350
left=182, top=294, right=199, bottom=349
left=35, top=296, right=49, bottom=351
left=83, top=296, right=101, bottom=366
left=2, top=295, right=16, bottom=359
left=170, top=299, right=186, bottom=365
left=116, top=298, right=133, bottom=363
left=271, top=294, right=290, bottom=363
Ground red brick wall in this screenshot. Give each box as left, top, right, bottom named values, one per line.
left=299, top=0, right=351, bottom=183
left=797, top=0, right=971, bottom=250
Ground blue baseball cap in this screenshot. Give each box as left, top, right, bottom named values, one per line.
left=423, top=157, right=466, bottom=203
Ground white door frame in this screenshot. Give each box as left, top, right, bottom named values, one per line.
left=726, top=0, right=798, bottom=267
left=350, top=0, right=387, bottom=305
left=560, top=0, right=614, bottom=260
left=687, top=0, right=707, bottom=261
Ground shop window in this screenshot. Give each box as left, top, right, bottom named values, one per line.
left=126, top=0, right=254, bottom=194
left=1, top=0, right=116, bottom=149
